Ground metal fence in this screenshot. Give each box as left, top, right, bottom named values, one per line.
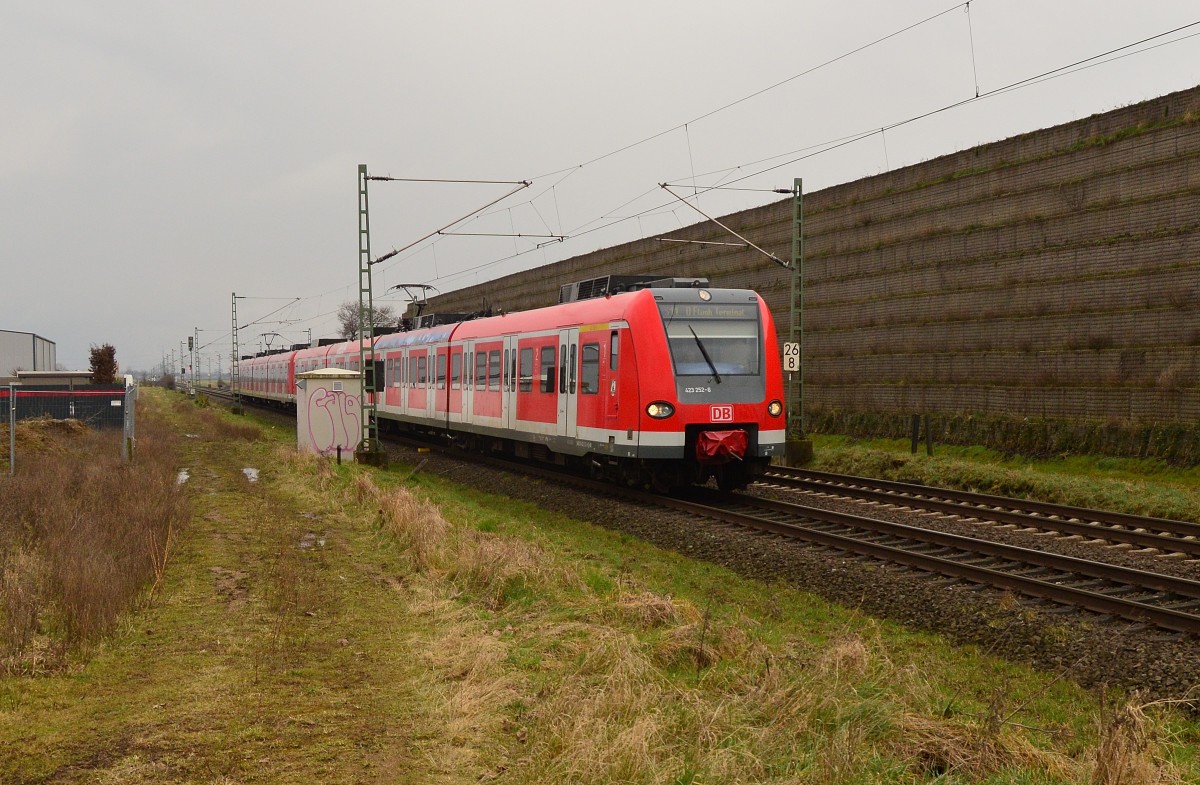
left=4, top=384, right=137, bottom=474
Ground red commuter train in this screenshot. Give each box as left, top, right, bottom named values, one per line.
left=238, top=277, right=786, bottom=490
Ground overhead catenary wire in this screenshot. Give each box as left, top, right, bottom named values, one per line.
left=367, top=176, right=529, bottom=185
left=658, top=184, right=790, bottom=268
left=366, top=3, right=982, bottom=281
left=369, top=179, right=532, bottom=266
left=715, top=19, right=1200, bottom=189
left=965, top=1, right=980, bottom=97
left=529, top=1, right=971, bottom=182
left=210, top=12, right=1200, bottom=345
left=658, top=238, right=750, bottom=248
left=426, top=22, right=1200, bottom=291
left=437, top=231, right=567, bottom=239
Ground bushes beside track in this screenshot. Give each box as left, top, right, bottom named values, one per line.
left=0, top=394, right=191, bottom=671
left=808, top=408, right=1200, bottom=465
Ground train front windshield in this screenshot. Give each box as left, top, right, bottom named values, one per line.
left=658, top=302, right=761, bottom=378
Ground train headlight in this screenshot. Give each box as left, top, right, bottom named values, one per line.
left=646, top=401, right=675, bottom=419
left=767, top=400, right=783, bottom=417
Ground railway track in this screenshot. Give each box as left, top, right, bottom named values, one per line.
left=670, top=487, right=1200, bottom=636
left=206, top=389, right=1200, bottom=636
left=760, top=466, right=1200, bottom=558
left=479, top=463, right=1200, bottom=636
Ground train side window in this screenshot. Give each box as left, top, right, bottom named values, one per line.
left=581, top=343, right=600, bottom=395
left=417, top=355, right=427, bottom=386
left=451, top=352, right=462, bottom=390
left=409, top=357, right=417, bottom=388
left=436, top=353, right=447, bottom=390
left=386, top=358, right=393, bottom=387
left=569, top=344, right=577, bottom=394
left=610, top=331, right=618, bottom=371
left=510, top=350, right=517, bottom=392
left=559, top=343, right=567, bottom=394
left=540, top=346, right=556, bottom=393
left=476, top=351, right=487, bottom=387
left=518, top=347, right=533, bottom=392
left=488, top=350, right=501, bottom=391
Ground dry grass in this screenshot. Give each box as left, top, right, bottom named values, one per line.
left=275, top=445, right=337, bottom=491
left=415, top=596, right=522, bottom=776
left=524, top=628, right=681, bottom=784
left=0, top=404, right=189, bottom=670
left=813, top=633, right=873, bottom=682
left=0, top=547, right=43, bottom=658
left=891, top=711, right=1075, bottom=779
left=1087, top=694, right=1185, bottom=785
left=196, top=408, right=261, bottom=441
left=610, top=584, right=690, bottom=629
left=358, top=472, right=577, bottom=608
left=378, top=483, right=451, bottom=569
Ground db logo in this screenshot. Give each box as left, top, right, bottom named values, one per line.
left=711, top=405, right=734, bottom=422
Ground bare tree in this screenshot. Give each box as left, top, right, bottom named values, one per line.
left=89, top=344, right=118, bottom=384
left=336, top=301, right=397, bottom=339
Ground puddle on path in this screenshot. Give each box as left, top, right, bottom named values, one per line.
left=242, top=468, right=259, bottom=483
left=299, top=531, right=327, bottom=550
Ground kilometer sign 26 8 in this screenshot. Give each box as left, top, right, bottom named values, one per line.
left=782, top=341, right=800, bottom=372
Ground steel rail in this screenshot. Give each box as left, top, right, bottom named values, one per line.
left=677, top=489, right=1200, bottom=635
left=763, top=467, right=1200, bottom=555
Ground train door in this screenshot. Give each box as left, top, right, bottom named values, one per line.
left=556, top=328, right=578, bottom=438
left=461, top=341, right=474, bottom=422
left=605, top=329, right=619, bottom=423
left=446, top=344, right=464, bottom=424
left=502, top=335, right=517, bottom=431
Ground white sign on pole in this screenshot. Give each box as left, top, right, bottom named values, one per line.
left=782, top=341, right=800, bottom=372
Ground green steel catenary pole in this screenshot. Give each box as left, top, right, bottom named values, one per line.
left=788, top=177, right=805, bottom=439
left=357, top=164, right=381, bottom=459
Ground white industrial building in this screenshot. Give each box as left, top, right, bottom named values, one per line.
left=1, top=329, right=57, bottom=381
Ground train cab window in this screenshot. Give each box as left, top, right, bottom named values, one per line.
left=436, top=353, right=447, bottom=390
left=476, top=351, right=488, bottom=387
left=518, top=348, right=533, bottom=392
left=540, top=346, right=556, bottom=393
left=610, top=331, right=618, bottom=371
left=417, top=356, right=427, bottom=386
left=658, top=302, right=762, bottom=377
left=580, top=343, right=600, bottom=395
left=451, top=353, right=462, bottom=389
left=488, top=351, right=501, bottom=391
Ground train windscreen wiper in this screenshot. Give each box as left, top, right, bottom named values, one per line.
left=689, top=326, right=722, bottom=384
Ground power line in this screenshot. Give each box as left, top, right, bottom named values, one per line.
left=530, top=2, right=969, bottom=181
left=214, top=13, right=1200, bottom=332
left=425, top=20, right=1200, bottom=289
left=718, top=20, right=1200, bottom=189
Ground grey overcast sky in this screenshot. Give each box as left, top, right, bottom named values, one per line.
left=3, top=1, right=1199, bottom=373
